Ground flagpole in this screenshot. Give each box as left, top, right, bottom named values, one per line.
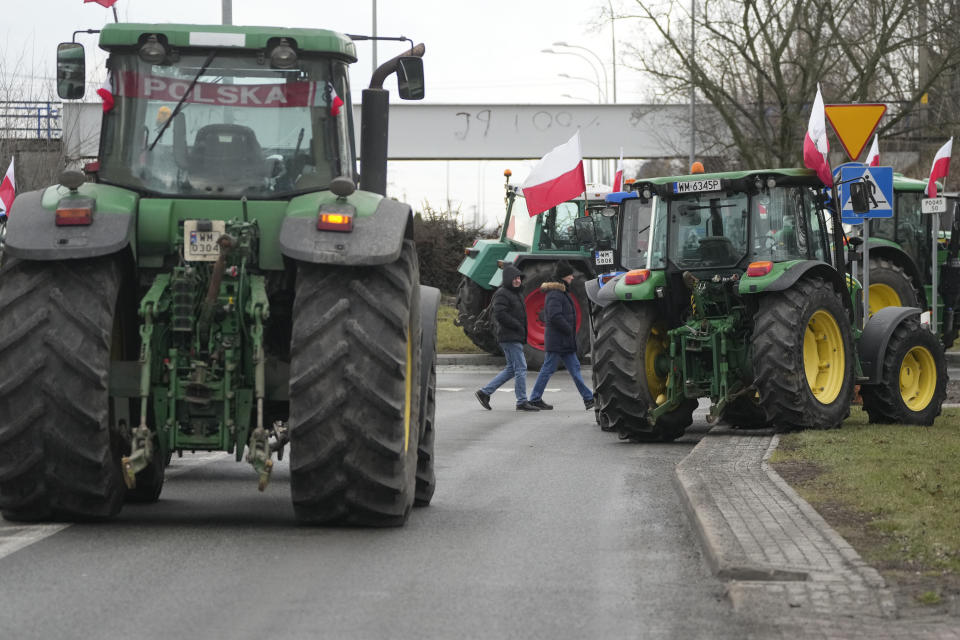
left=112, top=7, right=118, bottom=22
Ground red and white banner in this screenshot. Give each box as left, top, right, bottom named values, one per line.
left=613, top=148, right=624, bottom=192
left=97, top=71, right=115, bottom=112
left=0, top=158, right=15, bottom=218
left=114, top=71, right=335, bottom=109
left=927, top=137, right=953, bottom=198
left=802, top=84, right=833, bottom=187
left=865, top=134, right=879, bottom=167
left=328, top=82, right=344, bottom=117
left=521, top=131, right=586, bottom=217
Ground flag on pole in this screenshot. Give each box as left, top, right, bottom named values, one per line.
left=802, top=84, right=832, bottom=187
left=0, top=158, right=15, bottom=218
left=927, top=137, right=953, bottom=198
left=97, top=71, right=115, bottom=112
left=865, top=134, right=880, bottom=167
left=327, top=82, right=344, bottom=117
left=521, top=131, right=586, bottom=217
left=84, top=0, right=118, bottom=7
left=612, top=148, right=624, bottom=192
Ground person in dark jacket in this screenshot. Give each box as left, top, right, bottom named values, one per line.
left=528, top=260, right=595, bottom=410
left=475, top=264, right=540, bottom=411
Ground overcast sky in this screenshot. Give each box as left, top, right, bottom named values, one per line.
left=2, top=0, right=649, bottom=228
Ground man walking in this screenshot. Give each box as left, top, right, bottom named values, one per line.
left=475, top=264, right=540, bottom=412
left=528, top=260, right=594, bottom=410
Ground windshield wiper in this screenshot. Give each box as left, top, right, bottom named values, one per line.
left=148, top=51, right=217, bottom=151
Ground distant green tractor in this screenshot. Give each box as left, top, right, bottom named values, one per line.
left=0, top=23, right=439, bottom=526
left=581, top=168, right=946, bottom=441
left=456, top=170, right=615, bottom=369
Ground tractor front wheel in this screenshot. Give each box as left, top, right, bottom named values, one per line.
left=867, top=257, right=918, bottom=316
left=454, top=277, right=500, bottom=356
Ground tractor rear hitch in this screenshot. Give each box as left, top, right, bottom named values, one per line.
left=246, top=425, right=273, bottom=491
left=121, top=424, right=154, bottom=489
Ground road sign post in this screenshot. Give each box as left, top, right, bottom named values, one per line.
left=923, top=197, right=947, bottom=333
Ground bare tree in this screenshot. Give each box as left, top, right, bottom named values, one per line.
left=620, top=0, right=960, bottom=170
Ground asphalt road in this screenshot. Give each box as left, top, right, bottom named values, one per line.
left=0, top=366, right=770, bottom=640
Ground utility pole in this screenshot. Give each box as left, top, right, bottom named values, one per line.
left=222, top=0, right=232, bottom=25
left=372, top=0, right=378, bottom=77
left=689, top=0, right=696, bottom=166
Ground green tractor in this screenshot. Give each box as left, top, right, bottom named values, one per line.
left=581, top=168, right=947, bottom=441
left=456, top=170, right=615, bottom=369
left=0, top=24, right=439, bottom=526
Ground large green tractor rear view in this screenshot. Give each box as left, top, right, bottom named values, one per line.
left=0, top=24, right=439, bottom=526
left=456, top=171, right=615, bottom=369
left=583, top=168, right=946, bottom=441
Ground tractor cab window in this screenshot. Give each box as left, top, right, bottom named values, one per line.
left=99, top=51, right=353, bottom=198
left=586, top=204, right=617, bottom=249
left=752, top=186, right=818, bottom=262
left=538, top=201, right=581, bottom=250
left=668, top=192, right=749, bottom=268
left=620, top=197, right=652, bottom=270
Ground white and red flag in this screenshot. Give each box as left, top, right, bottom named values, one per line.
left=328, top=82, right=344, bottom=117
left=0, top=158, right=15, bottom=218
left=927, top=137, right=953, bottom=198
left=802, top=84, right=833, bottom=187
left=613, top=148, right=624, bottom=192
left=84, top=0, right=118, bottom=7
left=865, top=134, right=880, bottom=167
left=97, top=71, right=115, bottom=112
left=521, top=130, right=586, bottom=217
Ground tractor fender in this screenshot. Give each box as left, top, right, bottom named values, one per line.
left=4, top=189, right=135, bottom=261
left=753, top=260, right=847, bottom=295
left=858, top=306, right=921, bottom=384
left=586, top=274, right=622, bottom=307
left=418, top=285, right=441, bottom=430
left=279, top=197, right=411, bottom=266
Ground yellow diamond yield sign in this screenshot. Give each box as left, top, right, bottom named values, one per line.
left=824, top=103, right=887, bottom=162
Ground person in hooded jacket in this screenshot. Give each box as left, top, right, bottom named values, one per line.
left=528, top=260, right=595, bottom=410
left=475, top=264, right=541, bottom=411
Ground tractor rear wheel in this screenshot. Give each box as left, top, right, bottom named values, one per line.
left=868, top=257, right=918, bottom=316
left=860, top=318, right=946, bottom=425
left=415, top=359, right=436, bottom=506
left=592, top=302, right=695, bottom=442
left=454, top=277, right=500, bottom=356
left=0, top=257, right=127, bottom=521
left=521, top=262, right=591, bottom=371
left=752, top=278, right=855, bottom=431
left=289, top=240, right=421, bottom=526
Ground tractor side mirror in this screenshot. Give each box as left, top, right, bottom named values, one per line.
left=849, top=181, right=870, bottom=215
left=396, top=56, right=425, bottom=100
left=56, top=43, right=86, bottom=100
left=574, top=217, right=596, bottom=246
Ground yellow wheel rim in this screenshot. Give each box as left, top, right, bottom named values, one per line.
left=868, top=283, right=901, bottom=316
left=803, top=310, right=845, bottom=404
left=645, top=325, right=668, bottom=400
left=900, top=345, right=936, bottom=412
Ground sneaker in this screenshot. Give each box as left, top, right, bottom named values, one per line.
left=584, top=397, right=595, bottom=410
left=530, top=399, right=553, bottom=410
left=475, top=390, right=492, bottom=410
left=516, top=401, right=540, bottom=412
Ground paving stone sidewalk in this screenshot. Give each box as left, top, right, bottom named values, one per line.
left=675, top=425, right=960, bottom=639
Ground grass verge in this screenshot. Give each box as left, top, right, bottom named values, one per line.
left=770, top=407, right=960, bottom=611
left=437, top=303, right=484, bottom=354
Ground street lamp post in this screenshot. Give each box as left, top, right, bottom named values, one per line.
left=552, top=42, right=608, bottom=102
left=558, top=72, right=606, bottom=103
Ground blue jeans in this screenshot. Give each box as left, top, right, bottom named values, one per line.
left=530, top=352, right=593, bottom=402
left=481, top=342, right=528, bottom=404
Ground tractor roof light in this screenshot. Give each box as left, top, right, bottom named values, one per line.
left=138, top=35, right=167, bottom=64
left=746, top=261, right=773, bottom=277
left=269, top=38, right=298, bottom=69
left=624, top=269, right=651, bottom=285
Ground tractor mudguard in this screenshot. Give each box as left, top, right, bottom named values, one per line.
left=585, top=277, right=605, bottom=306
left=741, top=260, right=846, bottom=295
left=279, top=196, right=411, bottom=266
left=587, top=275, right=625, bottom=307
left=858, top=306, right=921, bottom=384
left=4, top=189, right=135, bottom=261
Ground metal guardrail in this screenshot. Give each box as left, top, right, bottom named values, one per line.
left=0, top=101, right=62, bottom=139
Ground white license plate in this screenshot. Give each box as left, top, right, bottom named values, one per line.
left=595, top=250, right=614, bottom=265
left=922, top=197, right=946, bottom=214
left=183, top=220, right=226, bottom=262
left=673, top=179, right=721, bottom=194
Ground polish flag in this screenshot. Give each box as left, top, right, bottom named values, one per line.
left=865, top=134, right=880, bottom=167
left=522, top=131, right=586, bottom=217
left=97, top=71, right=115, bottom=112
left=927, top=137, right=953, bottom=198
left=802, top=84, right=833, bottom=187
left=328, top=82, right=344, bottom=117
left=84, top=0, right=118, bottom=7
left=612, top=148, right=624, bottom=192
left=0, top=158, right=15, bottom=218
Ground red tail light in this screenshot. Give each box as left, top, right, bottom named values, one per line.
left=746, top=261, right=773, bottom=277
left=317, top=212, right=353, bottom=232
left=55, top=204, right=93, bottom=226
left=624, top=269, right=650, bottom=285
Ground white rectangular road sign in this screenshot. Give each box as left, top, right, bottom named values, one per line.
left=922, top=197, right=947, bottom=214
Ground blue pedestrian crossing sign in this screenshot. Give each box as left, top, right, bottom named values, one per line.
left=834, top=162, right=894, bottom=224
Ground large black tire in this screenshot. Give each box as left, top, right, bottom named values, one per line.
left=454, top=277, right=500, bottom=356
left=860, top=318, right=947, bottom=425
left=289, top=240, right=422, bottom=526
left=751, top=278, right=855, bottom=431
left=0, top=257, right=127, bottom=521
left=720, top=395, right=768, bottom=429
left=592, top=302, right=696, bottom=442
left=867, top=257, right=919, bottom=316
left=415, top=285, right=439, bottom=507
left=521, top=262, right=591, bottom=371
